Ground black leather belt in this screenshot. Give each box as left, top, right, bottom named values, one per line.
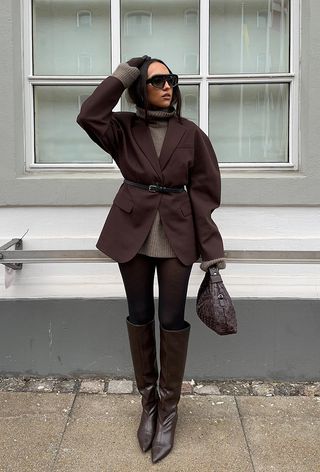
left=124, top=179, right=185, bottom=194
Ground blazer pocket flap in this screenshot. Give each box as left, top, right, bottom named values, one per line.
left=113, top=192, right=134, bottom=213
left=180, top=200, right=192, bottom=217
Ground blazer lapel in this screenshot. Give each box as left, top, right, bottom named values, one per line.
left=159, top=117, right=186, bottom=171
left=132, top=120, right=162, bottom=180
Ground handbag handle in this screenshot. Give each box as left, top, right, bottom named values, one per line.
left=208, top=266, right=223, bottom=283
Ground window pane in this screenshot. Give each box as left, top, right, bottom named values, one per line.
left=121, top=85, right=199, bottom=125
left=121, top=0, right=200, bottom=74
left=180, top=85, right=199, bottom=124
left=209, top=83, right=289, bottom=163
left=33, top=1, right=111, bottom=75
left=210, top=0, right=290, bottom=74
left=34, top=86, right=112, bottom=164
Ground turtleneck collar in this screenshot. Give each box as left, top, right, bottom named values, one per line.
left=135, top=105, right=176, bottom=121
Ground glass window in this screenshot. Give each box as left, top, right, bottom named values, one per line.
left=121, top=84, right=199, bottom=125
left=33, top=0, right=111, bottom=75
left=209, top=0, right=290, bottom=74
left=27, top=0, right=296, bottom=169
left=124, top=11, right=153, bottom=36
left=184, top=9, right=199, bottom=26
left=121, top=0, right=200, bottom=74
left=209, top=83, right=289, bottom=163
left=77, top=10, right=92, bottom=28
left=34, top=86, right=112, bottom=164
left=180, top=85, right=199, bottom=125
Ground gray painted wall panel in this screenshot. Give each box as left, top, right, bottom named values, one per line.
left=1, top=298, right=319, bottom=381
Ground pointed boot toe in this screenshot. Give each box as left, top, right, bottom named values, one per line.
left=151, top=413, right=178, bottom=463
left=137, top=402, right=158, bottom=452
left=151, top=443, right=172, bottom=463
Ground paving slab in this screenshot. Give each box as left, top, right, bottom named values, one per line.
left=0, top=392, right=74, bottom=472
left=3, top=392, right=320, bottom=472
left=52, top=394, right=253, bottom=472
left=236, top=396, right=320, bottom=472
left=237, top=395, right=320, bottom=418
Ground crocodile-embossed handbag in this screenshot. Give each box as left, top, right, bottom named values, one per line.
left=196, top=266, right=237, bottom=335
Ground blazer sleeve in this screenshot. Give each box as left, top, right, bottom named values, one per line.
left=187, top=128, right=226, bottom=262
left=76, top=76, right=126, bottom=160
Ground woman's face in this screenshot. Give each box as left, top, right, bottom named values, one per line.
left=146, top=62, right=173, bottom=109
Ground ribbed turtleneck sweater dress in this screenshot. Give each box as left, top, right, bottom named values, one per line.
left=135, top=106, right=177, bottom=258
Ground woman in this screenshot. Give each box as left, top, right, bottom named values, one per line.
left=76, top=55, right=226, bottom=463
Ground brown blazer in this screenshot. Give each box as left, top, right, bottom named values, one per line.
left=76, top=76, right=225, bottom=265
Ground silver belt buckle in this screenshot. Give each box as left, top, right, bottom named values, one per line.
left=148, top=184, right=159, bottom=192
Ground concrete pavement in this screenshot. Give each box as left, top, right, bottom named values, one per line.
left=1, top=380, right=320, bottom=471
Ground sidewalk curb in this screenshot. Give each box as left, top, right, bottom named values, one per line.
left=1, top=376, right=320, bottom=396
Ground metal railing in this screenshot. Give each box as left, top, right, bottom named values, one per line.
left=1, top=238, right=320, bottom=271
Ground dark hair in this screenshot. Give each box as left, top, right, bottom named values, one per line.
left=127, top=58, right=182, bottom=124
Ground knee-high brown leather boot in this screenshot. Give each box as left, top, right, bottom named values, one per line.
left=126, top=316, right=159, bottom=452
left=151, top=320, right=190, bottom=463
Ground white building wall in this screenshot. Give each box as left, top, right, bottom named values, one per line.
left=1, top=206, right=320, bottom=299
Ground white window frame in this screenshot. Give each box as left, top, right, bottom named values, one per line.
left=22, top=0, right=300, bottom=173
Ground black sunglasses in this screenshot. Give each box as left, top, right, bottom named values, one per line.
left=146, top=74, right=179, bottom=89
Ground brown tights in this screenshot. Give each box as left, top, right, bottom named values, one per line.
left=118, top=253, right=193, bottom=330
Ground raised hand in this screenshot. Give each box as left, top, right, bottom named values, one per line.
left=127, top=55, right=151, bottom=68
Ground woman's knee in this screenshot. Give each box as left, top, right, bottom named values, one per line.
left=158, top=310, right=185, bottom=330
left=128, top=301, right=155, bottom=324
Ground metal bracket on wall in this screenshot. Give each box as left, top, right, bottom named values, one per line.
left=0, top=238, right=23, bottom=271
